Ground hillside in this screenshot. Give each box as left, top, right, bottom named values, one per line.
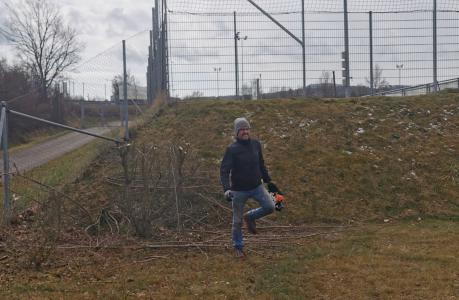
left=130, top=93, right=459, bottom=224
left=2, top=92, right=459, bottom=299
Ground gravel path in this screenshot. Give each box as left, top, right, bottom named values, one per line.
left=1, top=125, right=119, bottom=173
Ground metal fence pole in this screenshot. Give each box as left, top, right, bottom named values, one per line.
left=233, top=11, right=239, bottom=98
left=122, top=40, right=129, bottom=141
left=332, top=71, right=337, bottom=97
left=369, top=11, right=374, bottom=95
left=433, top=0, right=438, bottom=91
left=302, top=0, right=306, bottom=96
left=163, top=0, right=170, bottom=100
left=256, top=78, right=260, bottom=99
left=343, top=0, right=351, bottom=97
left=153, top=4, right=159, bottom=99
left=146, top=30, right=153, bottom=104
left=1, top=103, right=10, bottom=225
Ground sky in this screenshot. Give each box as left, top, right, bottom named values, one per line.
left=1, top=0, right=458, bottom=99
left=1, top=0, right=153, bottom=63
left=0, top=0, right=154, bottom=100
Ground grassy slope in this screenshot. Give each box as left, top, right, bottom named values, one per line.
left=137, top=94, right=459, bottom=223
left=2, top=93, right=459, bottom=299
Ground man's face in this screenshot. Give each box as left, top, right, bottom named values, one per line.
left=237, top=127, right=250, bottom=140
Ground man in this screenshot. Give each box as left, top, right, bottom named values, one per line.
left=220, top=117, right=279, bottom=258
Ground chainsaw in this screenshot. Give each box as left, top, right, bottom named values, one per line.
left=267, top=182, right=285, bottom=211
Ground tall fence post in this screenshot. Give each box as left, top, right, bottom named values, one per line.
left=122, top=40, right=129, bottom=141
left=1, top=102, right=10, bottom=225
left=153, top=3, right=159, bottom=100
left=233, top=11, right=239, bottom=99
left=301, top=0, right=306, bottom=96
left=162, top=0, right=170, bottom=100
left=147, top=29, right=153, bottom=104
left=433, top=0, right=438, bottom=91
left=369, top=11, right=374, bottom=95
left=343, top=0, right=351, bottom=97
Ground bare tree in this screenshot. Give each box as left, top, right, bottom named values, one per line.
left=241, top=83, right=252, bottom=99
left=1, top=0, right=83, bottom=119
left=366, top=64, right=389, bottom=91
left=112, top=73, right=137, bottom=102
left=318, top=70, right=333, bottom=97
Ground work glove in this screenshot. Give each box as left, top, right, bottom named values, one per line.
left=224, top=190, right=234, bottom=202
left=267, top=182, right=283, bottom=195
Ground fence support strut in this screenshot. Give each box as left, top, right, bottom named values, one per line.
left=246, top=0, right=306, bottom=95
left=9, top=109, right=121, bottom=144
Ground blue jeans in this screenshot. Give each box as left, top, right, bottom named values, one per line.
left=231, top=184, right=275, bottom=250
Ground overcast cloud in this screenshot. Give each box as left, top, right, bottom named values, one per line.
left=1, top=0, right=153, bottom=62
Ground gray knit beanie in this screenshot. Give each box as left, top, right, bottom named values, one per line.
left=234, top=117, right=251, bottom=135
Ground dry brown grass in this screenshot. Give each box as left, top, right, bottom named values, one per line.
left=132, top=94, right=459, bottom=223
left=1, top=93, right=459, bottom=298
left=2, top=220, right=459, bottom=299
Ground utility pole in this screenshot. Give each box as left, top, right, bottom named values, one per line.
left=237, top=34, right=248, bottom=97
left=396, top=64, right=404, bottom=87
left=122, top=40, right=129, bottom=140
left=214, top=67, right=221, bottom=99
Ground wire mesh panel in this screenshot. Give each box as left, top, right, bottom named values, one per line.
left=65, top=31, right=150, bottom=102
left=168, top=0, right=459, bottom=14
left=166, top=0, right=459, bottom=99
left=438, top=11, right=459, bottom=81
left=168, top=12, right=307, bottom=98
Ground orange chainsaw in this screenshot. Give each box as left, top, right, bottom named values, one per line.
left=267, top=182, right=285, bottom=211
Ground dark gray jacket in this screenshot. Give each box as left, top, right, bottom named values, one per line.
left=220, top=138, right=271, bottom=192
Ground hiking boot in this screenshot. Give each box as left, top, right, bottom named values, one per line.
left=234, top=248, right=245, bottom=258
left=244, top=214, right=257, bottom=234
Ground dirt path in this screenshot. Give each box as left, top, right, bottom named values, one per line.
left=1, top=124, right=119, bottom=173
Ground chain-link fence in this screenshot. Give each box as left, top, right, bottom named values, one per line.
left=165, top=0, right=459, bottom=99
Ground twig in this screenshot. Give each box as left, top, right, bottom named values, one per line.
left=13, top=172, right=93, bottom=223
left=257, top=225, right=353, bottom=229
left=203, top=233, right=228, bottom=243
left=170, top=146, right=181, bottom=231
left=134, top=255, right=168, bottom=263
left=195, top=192, right=232, bottom=213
